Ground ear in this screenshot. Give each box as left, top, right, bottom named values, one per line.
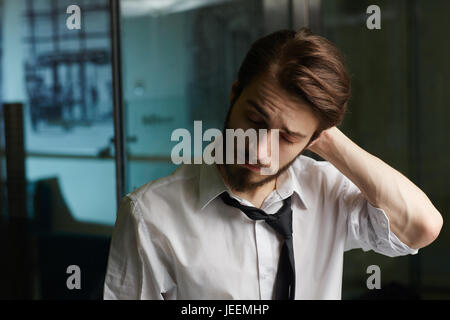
left=306, top=129, right=321, bottom=148
left=229, top=80, right=240, bottom=104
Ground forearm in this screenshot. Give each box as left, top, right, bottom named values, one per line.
left=310, top=127, right=443, bottom=249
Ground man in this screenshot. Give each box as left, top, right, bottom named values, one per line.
left=103, top=28, right=443, bottom=300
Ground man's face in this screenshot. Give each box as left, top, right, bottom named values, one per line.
left=222, top=74, right=320, bottom=192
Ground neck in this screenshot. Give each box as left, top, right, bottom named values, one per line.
left=217, top=164, right=276, bottom=208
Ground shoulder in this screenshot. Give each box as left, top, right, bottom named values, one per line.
left=292, top=155, right=344, bottom=179
left=291, top=155, right=350, bottom=195
left=124, top=164, right=202, bottom=223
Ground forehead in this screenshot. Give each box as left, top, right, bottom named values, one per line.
left=244, top=74, right=310, bottom=112
left=242, top=74, right=319, bottom=132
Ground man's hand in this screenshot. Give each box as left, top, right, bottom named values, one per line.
left=306, top=126, right=340, bottom=160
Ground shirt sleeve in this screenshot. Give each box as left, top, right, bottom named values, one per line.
left=339, top=176, right=419, bottom=257
left=103, top=195, right=177, bottom=299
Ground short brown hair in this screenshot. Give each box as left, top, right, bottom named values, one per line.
left=233, top=28, right=351, bottom=137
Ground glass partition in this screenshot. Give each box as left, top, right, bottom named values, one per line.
left=1, top=0, right=116, bottom=299
left=119, top=0, right=312, bottom=192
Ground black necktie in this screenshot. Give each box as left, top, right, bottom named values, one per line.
left=219, top=192, right=296, bottom=300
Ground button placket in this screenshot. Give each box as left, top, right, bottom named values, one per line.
left=254, top=220, right=263, bottom=299
left=255, top=220, right=273, bottom=299
left=257, top=220, right=281, bottom=299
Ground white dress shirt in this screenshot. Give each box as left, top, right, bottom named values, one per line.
left=103, top=155, right=418, bottom=300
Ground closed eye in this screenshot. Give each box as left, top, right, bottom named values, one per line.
left=246, top=115, right=265, bottom=126
left=281, top=134, right=294, bottom=144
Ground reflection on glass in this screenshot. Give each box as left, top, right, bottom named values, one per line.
left=2, top=0, right=116, bottom=228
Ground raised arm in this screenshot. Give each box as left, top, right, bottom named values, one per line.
left=307, top=126, right=443, bottom=250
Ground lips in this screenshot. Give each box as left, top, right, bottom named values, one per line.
left=241, top=163, right=262, bottom=172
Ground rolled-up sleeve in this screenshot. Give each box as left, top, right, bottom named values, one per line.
left=340, top=177, right=419, bottom=257
left=103, top=195, right=176, bottom=299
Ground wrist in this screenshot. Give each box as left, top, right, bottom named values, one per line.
left=311, top=127, right=341, bottom=160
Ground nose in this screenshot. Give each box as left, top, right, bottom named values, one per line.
left=257, top=130, right=271, bottom=166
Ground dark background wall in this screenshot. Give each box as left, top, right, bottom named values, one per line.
left=322, top=0, right=450, bottom=299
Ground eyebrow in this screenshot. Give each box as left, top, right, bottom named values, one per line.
left=246, top=99, right=308, bottom=138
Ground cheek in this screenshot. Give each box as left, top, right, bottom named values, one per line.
left=278, top=143, right=306, bottom=163
left=230, top=112, right=253, bottom=131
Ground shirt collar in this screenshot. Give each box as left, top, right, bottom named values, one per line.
left=282, top=165, right=309, bottom=210
left=198, top=163, right=228, bottom=211
left=198, top=161, right=309, bottom=211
